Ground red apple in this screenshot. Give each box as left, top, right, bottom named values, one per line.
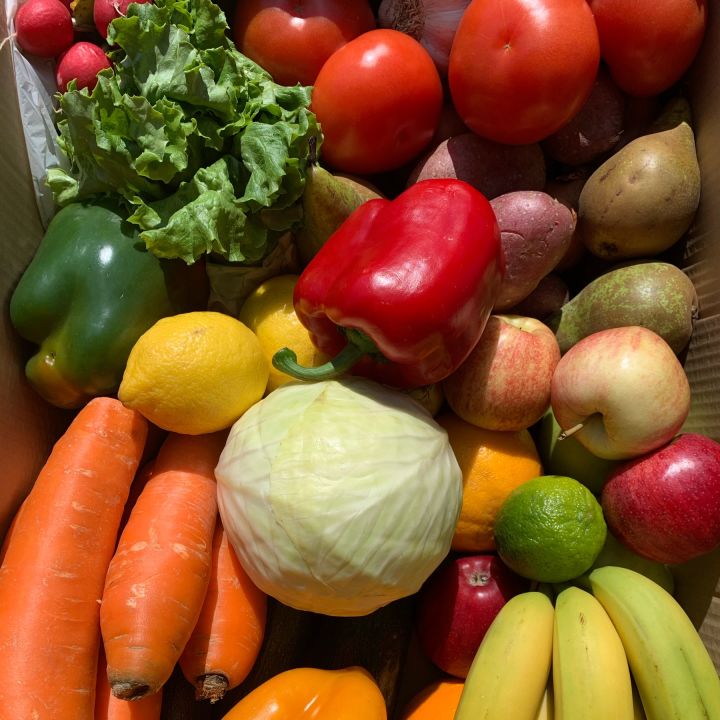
left=601, top=433, right=720, bottom=564
left=415, top=554, right=529, bottom=678
left=443, top=314, right=561, bottom=431
left=550, top=326, right=691, bottom=459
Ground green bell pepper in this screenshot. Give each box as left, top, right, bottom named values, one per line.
left=10, top=200, right=209, bottom=409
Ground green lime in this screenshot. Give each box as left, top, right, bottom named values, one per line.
left=494, top=474, right=607, bottom=583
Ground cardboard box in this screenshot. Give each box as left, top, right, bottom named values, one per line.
left=1, top=2, right=719, bottom=717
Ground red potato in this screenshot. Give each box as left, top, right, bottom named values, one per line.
left=542, top=67, right=626, bottom=166
left=490, top=191, right=577, bottom=311
left=56, top=41, right=112, bottom=93
left=407, top=133, right=546, bottom=200
left=14, top=0, right=74, bottom=58
left=431, top=102, right=470, bottom=145
left=544, top=171, right=590, bottom=271
left=507, top=273, right=570, bottom=321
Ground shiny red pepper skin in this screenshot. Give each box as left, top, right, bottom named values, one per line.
left=292, top=178, right=504, bottom=388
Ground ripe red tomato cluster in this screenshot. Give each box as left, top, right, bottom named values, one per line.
left=233, top=0, right=707, bottom=175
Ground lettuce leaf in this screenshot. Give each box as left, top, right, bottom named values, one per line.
left=47, top=0, right=320, bottom=264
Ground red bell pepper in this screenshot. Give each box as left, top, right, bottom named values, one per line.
left=273, top=178, right=504, bottom=389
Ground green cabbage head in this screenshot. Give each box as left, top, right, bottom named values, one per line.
left=215, top=377, right=462, bottom=616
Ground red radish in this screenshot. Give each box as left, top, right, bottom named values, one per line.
left=14, top=0, right=74, bottom=58
left=56, top=41, right=112, bottom=92
left=94, top=0, right=152, bottom=40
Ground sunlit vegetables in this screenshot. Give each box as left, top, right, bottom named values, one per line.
left=48, top=0, right=320, bottom=266
left=215, top=377, right=463, bottom=616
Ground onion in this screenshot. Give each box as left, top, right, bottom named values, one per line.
left=378, top=0, right=471, bottom=76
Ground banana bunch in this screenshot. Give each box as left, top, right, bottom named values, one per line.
left=453, top=566, right=720, bottom=720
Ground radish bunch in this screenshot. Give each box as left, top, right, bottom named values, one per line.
left=14, top=0, right=114, bottom=93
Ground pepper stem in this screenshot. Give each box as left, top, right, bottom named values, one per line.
left=272, top=328, right=378, bottom=382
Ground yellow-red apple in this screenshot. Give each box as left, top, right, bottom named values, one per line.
left=443, top=315, right=561, bottom=431
left=550, top=326, right=690, bottom=460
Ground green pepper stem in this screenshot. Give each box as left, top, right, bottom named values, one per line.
left=272, top=343, right=367, bottom=381
left=272, top=327, right=379, bottom=382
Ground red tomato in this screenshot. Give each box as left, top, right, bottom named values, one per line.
left=233, top=0, right=376, bottom=86
left=588, top=0, right=707, bottom=97
left=311, top=29, right=443, bottom=175
left=448, top=0, right=600, bottom=145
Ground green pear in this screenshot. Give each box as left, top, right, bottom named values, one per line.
left=577, top=116, right=701, bottom=260
left=295, top=164, right=383, bottom=266
left=589, top=531, right=675, bottom=596
left=547, top=261, right=698, bottom=354
left=535, top=408, right=619, bottom=495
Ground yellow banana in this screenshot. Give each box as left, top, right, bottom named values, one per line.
left=589, top=565, right=720, bottom=720
left=455, top=591, right=554, bottom=720
left=633, top=682, right=647, bottom=720
left=552, top=585, right=634, bottom=720
left=536, top=684, right=554, bottom=720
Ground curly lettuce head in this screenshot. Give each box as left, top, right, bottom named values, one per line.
left=47, top=0, right=320, bottom=265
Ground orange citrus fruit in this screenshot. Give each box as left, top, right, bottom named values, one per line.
left=437, top=411, right=543, bottom=552
left=400, top=679, right=464, bottom=720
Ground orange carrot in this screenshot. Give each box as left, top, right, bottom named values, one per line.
left=95, top=646, right=163, bottom=720
left=0, top=397, right=148, bottom=719
left=118, top=458, right=155, bottom=535
left=179, top=520, right=268, bottom=702
left=100, top=430, right=227, bottom=700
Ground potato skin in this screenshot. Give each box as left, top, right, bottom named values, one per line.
left=507, top=273, right=570, bottom=321
left=544, top=171, right=591, bottom=271
left=490, top=191, right=577, bottom=311
left=542, top=67, right=626, bottom=166
left=407, top=133, right=545, bottom=200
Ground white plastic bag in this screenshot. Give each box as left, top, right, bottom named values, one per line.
left=4, top=0, right=67, bottom=227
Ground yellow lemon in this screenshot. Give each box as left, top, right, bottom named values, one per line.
left=239, top=274, right=328, bottom=393
left=118, top=311, right=269, bottom=435
left=406, top=383, right=445, bottom=416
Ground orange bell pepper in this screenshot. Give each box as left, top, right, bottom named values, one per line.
left=222, top=666, right=387, bottom=719
left=400, top=679, right=464, bottom=720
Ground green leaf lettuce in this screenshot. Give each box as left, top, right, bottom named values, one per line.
left=47, top=0, right=320, bottom=264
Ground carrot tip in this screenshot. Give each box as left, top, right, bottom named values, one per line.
left=196, top=673, right=229, bottom=703
left=111, top=681, right=152, bottom=701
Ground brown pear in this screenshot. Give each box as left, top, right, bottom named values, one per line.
left=577, top=118, right=701, bottom=261
left=295, top=164, right=383, bottom=266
